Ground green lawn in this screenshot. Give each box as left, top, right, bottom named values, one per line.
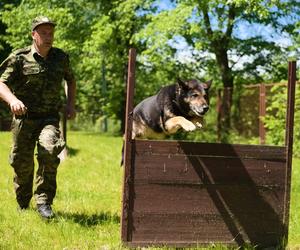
left=0, top=131, right=299, bottom=249
left=0, top=131, right=123, bottom=250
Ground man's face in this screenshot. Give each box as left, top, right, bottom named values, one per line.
left=32, top=24, right=54, bottom=51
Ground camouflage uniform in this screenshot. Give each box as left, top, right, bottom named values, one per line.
left=0, top=45, right=74, bottom=207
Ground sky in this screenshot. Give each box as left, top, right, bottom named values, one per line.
left=154, top=0, right=295, bottom=48
left=153, top=0, right=297, bottom=64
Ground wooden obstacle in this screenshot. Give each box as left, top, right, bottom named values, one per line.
left=121, top=48, right=296, bottom=248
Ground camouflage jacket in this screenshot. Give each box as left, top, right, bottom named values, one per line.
left=0, top=45, right=75, bottom=114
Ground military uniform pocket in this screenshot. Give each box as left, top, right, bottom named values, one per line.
left=23, top=64, right=40, bottom=75
left=22, top=64, right=42, bottom=88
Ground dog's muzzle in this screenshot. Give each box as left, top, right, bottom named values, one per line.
left=192, top=105, right=209, bottom=116
left=201, top=105, right=209, bottom=114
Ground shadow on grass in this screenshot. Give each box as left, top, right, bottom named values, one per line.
left=65, top=146, right=80, bottom=157
left=55, top=211, right=120, bottom=227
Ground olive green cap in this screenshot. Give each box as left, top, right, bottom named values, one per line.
left=32, top=16, right=56, bottom=31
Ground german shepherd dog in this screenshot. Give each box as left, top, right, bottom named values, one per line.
left=121, top=78, right=212, bottom=165
left=132, top=78, right=212, bottom=139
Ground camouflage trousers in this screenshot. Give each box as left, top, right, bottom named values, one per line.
left=9, top=116, right=65, bottom=207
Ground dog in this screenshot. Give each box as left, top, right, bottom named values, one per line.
left=121, top=78, right=212, bottom=165
left=132, top=78, right=212, bottom=139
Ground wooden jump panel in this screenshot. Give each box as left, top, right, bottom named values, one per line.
left=127, top=141, right=286, bottom=247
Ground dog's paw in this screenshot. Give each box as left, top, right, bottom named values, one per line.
left=195, top=122, right=203, bottom=128
left=182, top=121, right=197, bottom=131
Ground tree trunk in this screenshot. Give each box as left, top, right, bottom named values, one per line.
left=200, top=4, right=236, bottom=142
left=217, top=86, right=233, bottom=142
left=214, top=46, right=234, bottom=142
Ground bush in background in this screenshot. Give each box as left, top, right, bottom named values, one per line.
left=264, top=83, right=300, bottom=157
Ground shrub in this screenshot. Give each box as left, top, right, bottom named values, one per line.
left=264, top=83, right=300, bottom=157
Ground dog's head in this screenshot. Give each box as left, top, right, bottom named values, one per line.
left=177, top=78, right=212, bottom=117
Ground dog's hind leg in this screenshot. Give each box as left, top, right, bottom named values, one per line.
left=165, top=116, right=197, bottom=134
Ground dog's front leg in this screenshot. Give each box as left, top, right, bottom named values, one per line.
left=165, top=116, right=197, bottom=134
left=191, top=117, right=204, bottom=128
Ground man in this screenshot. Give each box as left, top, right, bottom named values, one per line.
left=0, top=16, right=76, bottom=219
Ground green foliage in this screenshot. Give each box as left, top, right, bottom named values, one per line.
left=0, top=0, right=21, bottom=62
left=264, top=83, right=300, bottom=157
left=1, top=2, right=73, bottom=49
left=0, top=0, right=299, bottom=134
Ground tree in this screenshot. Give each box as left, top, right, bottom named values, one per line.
left=0, top=0, right=21, bottom=129
left=79, top=0, right=158, bottom=132
left=264, top=84, right=300, bottom=157
left=0, top=0, right=107, bottom=129
left=0, top=0, right=160, bottom=133
left=1, top=0, right=298, bottom=136
left=0, top=0, right=21, bottom=62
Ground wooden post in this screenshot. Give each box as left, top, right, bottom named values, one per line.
left=283, top=61, right=296, bottom=232
left=121, top=48, right=136, bottom=242
left=285, top=61, right=296, bottom=148
left=259, top=84, right=266, bottom=144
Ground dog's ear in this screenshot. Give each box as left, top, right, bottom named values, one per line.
left=177, top=78, right=188, bottom=90
left=203, top=80, right=212, bottom=90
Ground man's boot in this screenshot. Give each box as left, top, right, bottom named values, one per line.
left=37, top=204, right=54, bottom=219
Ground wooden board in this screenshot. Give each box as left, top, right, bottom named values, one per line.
left=123, top=141, right=287, bottom=248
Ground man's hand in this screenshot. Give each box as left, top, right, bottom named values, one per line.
left=0, top=81, right=27, bottom=115
left=9, top=99, right=27, bottom=116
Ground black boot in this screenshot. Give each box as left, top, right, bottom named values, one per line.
left=37, top=204, right=54, bottom=219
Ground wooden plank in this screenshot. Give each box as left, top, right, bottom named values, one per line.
left=130, top=146, right=287, bottom=247
left=135, top=155, right=286, bottom=186
left=134, top=140, right=287, bottom=161
left=126, top=141, right=288, bottom=247
left=121, top=48, right=136, bottom=242
left=129, top=141, right=287, bottom=247
left=283, top=61, right=296, bottom=233
left=131, top=212, right=283, bottom=245
left=133, top=184, right=285, bottom=215
left=285, top=61, right=296, bottom=148
left=130, top=178, right=285, bottom=247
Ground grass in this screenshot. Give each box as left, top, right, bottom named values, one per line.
left=0, top=131, right=123, bottom=250
left=290, top=156, right=300, bottom=248
left=0, top=131, right=299, bottom=250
